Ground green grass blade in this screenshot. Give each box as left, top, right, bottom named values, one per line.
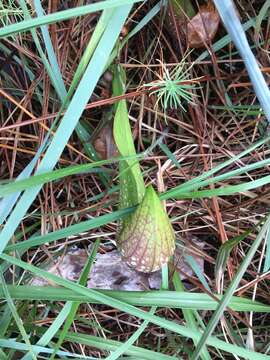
left=0, top=304, right=12, bottom=338
left=2, top=148, right=269, bottom=201
left=213, top=0, right=270, bottom=122
left=161, top=135, right=270, bottom=200
left=263, top=227, right=270, bottom=272
left=22, top=330, right=175, bottom=360
left=0, top=163, right=106, bottom=196
left=196, top=17, right=257, bottom=62
left=1, top=286, right=269, bottom=313
left=27, top=3, right=115, bottom=189
left=21, top=303, right=73, bottom=360
left=0, top=140, right=47, bottom=224
left=33, top=0, right=67, bottom=96
left=4, top=207, right=133, bottom=253
left=0, top=339, right=95, bottom=359
left=109, top=0, right=166, bottom=66
left=0, top=153, right=143, bottom=197
left=106, top=307, right=157, bottom=360
left=159, top=142, right=181, bottom=169
left=49, top=240, right=100, bottom=360
left=191, top=215, right=270, bottom=359
left=0, top=271, right=37, bottom=360
left=255, top=0, right=270, bottom=39
left=18, top=244, right=99, bottom=359
left=18, top=0, right=64, bottom=100
left=173, top=272, right=211, bottom=360
left=163, top=156, right=270, bottom=199
left=0, top=42, right=43, bottom=103
left=1, top=253, right=269, bottom=360
left=215, top=227, right=255, bottom=284
left=184, top=255, right=211, bottom=292
left=0, top=4, right=133, bottom=255
left=0, top=0, right=142, bottom=38
left=163, top=173, right=270, bottom=199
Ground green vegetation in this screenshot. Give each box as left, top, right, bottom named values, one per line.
left=0, top=0, right=270, bottom=359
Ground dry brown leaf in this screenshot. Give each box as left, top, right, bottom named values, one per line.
left=93, top=122, right=118, bottom=160
left=187, top=3, right=220, bottom=48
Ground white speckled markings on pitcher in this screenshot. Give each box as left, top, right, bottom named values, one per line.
left=118, top=185, right=175, bottom=273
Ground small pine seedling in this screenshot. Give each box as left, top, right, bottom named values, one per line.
left=145, top=56, right=200, bottom=112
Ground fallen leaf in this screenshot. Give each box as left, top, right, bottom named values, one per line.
left=165, top=0, right=196, bottom=54
left=187, top=3, right=220, bottom=48
left=30, top=239, right=205, bottom=291
left=93, top=121, right=118, bottom=160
